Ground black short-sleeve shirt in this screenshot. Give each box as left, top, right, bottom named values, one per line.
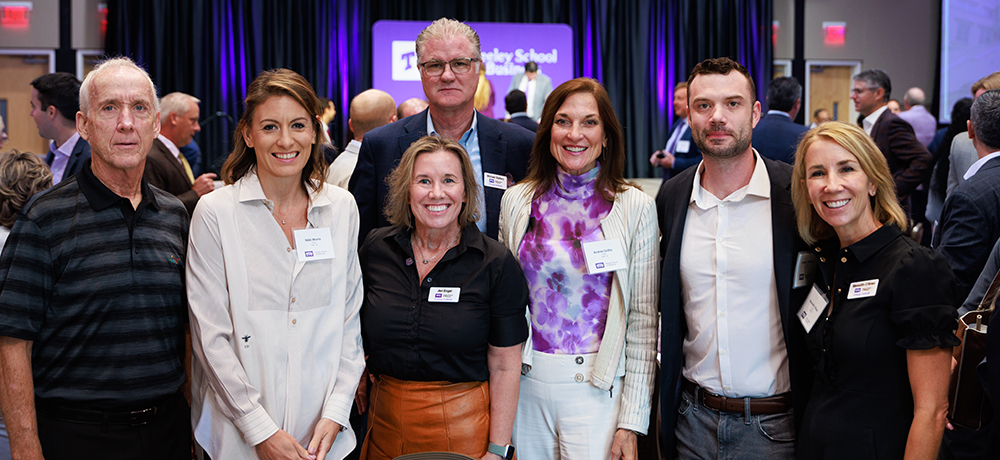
left=360, top=225, right=528, bottom=383
left=798, top=224, right=960, bottom=459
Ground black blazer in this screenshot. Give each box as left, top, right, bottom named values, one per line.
left=870, top=110, right=933, bottom=199
left=349, top=109, right=534, bottom=243
left=752, top=112, right=808, bottom=164
left=45, top=137, right=92, bottom=183
left=656, top=154, right=813, bottom=456
left=661, top=118, right=702, bottom=180
left=143, top=138, right=199, bottom=216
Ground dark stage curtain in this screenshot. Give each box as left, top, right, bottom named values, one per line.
left=105, top=0, right=771, bottom=179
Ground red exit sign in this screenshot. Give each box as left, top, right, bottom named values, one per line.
left=0, top=2, right=32, bottom=27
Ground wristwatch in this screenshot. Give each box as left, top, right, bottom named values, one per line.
left=487, top=442, right=515, bottom=459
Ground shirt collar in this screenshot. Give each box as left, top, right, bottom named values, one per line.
left=509, top=112, right=529, bottom=118
left=689, top=150, right=771, bottom=208
left=427, top=111, right=478, bottom=139
left=863, top=105, right=889, bottom=135
left=390, top=223, right=487, bottom=261
left=51, top=132, right=82, bottom=158
left=157, top=135, right=182, bottom=160
left=77, top=160, right=159, bottom=212
left=766, top=110, right=791, bottom=119
left=963, top=150, right=1000, bottom=180
left=235, top=173, right=332, bottom=216
left=817, top=223, right=901, bottom=264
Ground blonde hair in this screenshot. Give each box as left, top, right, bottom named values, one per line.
left=474, top=66, right=492, bottom=113
left=0, top=150, right=53, bottom=228
left=791, top=122, right=907, bottom=244
left=383, top=136, right=481, bottom=229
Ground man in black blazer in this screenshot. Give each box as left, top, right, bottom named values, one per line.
left=935, top=90, right=1000, bottom=303
left=650, top=82, right=702, bottom=179
left=350, top=18, right=534, bottom=243
left=753, top=76, right=808, bottom=164
left=657, top=58, right=811, bottom=459
left=30, top=72, right=91, bottom=185
left=504, top=90, right=539, bottom=133
left=144, top=92, right=216, bottom=216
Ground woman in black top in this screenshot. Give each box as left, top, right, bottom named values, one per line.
left=358, top=136, right=528, bottom=460
left=791, top=122, right=959, bottom=459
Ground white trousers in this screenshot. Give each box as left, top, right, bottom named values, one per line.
left=512, top=351, right=624, bottom=460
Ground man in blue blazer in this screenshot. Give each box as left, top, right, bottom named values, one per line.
left=350, top=18, right=534, bottom=244
left=30, top=72, right=91, bottom=185
left=650, top=82, right=701, bottom=179
left=753, top=76, right=808, bottom=164
left=656, top=58, right=812, bottom=459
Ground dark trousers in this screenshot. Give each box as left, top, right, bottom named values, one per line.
left=36, top=391, right=191, bottom=460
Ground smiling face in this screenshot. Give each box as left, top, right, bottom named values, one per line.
left=549, top=91, right=605, bottom=175
left=77, top=67, right=160, bottom=174
left=409, top=149, right=465, bottom=233
left=804, top=139, right=880, bottom=246
left=242, top=95, right=315, bottom=185
left=419, top=35, right=480, bottom=113
left=688, top=72, right=760, bottom=160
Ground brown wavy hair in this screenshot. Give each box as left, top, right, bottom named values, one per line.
left=0, top=150, right=54, bottom=228
left=222, top=69, right=327, bottom=193
left=522, top=78, right=629, bottom=201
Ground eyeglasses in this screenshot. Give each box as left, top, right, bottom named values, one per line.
left=850, top=87, right=874, bottom=95
left=419, top=58, right=480, bottom=76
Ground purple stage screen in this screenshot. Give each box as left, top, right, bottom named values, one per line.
left=372, top=20, right=574, bottom=118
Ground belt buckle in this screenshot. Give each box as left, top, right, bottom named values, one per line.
left=129, top=407, right=156, bottom=426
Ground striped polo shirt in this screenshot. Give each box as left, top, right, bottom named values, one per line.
left=0, top=163, right=189, bottom=409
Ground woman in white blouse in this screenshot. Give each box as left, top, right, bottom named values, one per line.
left=186, top=69, right=364, bottom=460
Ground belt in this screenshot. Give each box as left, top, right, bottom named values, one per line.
left=682, top=379, right=792, bottom=415
left=34, top=393, right=177, bottom=426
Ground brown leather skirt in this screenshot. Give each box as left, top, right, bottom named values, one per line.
left=361, top=375, right=490, bottom=460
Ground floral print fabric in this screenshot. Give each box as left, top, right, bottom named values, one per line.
left=518, top=165, right=613, bottom=354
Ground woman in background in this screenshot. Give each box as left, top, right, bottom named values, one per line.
left=187, top=69, right=364, bottom=460
left=499, top=78, right=658, bottom=460
left=792, top=122, right=957, bottom=459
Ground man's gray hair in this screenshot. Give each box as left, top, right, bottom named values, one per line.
left=415, top=18, right=481, bottom=62
left=79, top=57, right=159, bottom=114
left=904, top=87, right=925, bottom=107
left=160, top=92, right=201, bottom=123
left=971, top=89, right=1000, bottom=151
left=853, top=69, right=892, bottom=103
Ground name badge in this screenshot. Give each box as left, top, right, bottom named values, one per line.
left=293, top=228, right=335, bottom=261
left=429, top=287, right=460, bottom=303
left=847, top=279, right=879, bottom=299
left=676, top=140, right=691, bottom=153
left=484, top=172, right=508, bottom=190
left=793, top=251, right=817, bottom=289
left=797, top=284, right=829, bottom=333
left=582, top=239, right=627, bottom=274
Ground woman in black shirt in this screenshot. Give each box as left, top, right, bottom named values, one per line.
left=358, top=136, right=528, bottom=460
left=791, top=122, right=958, bottom=459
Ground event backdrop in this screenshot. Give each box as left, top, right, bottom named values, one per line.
left=106, top=0, right=772, bottom=179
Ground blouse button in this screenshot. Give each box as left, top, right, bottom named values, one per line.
left=815, top=247, right=821, bottom=252
left=287, top=247, right=292, bottom=253
left=291, top=319, right=297, bottom=325
left=841, top=257, right=847, bottom=263
left=426, top=277, right=432, bottom=283
left=291, top=297, right=296, bottom=303
left=820, top=257, right=826, bottom=263
left=837, top=288, right=842, bottom=293
left=575, top=356, right=584, bottom=365
left=574, top=373, right=584, bottom=383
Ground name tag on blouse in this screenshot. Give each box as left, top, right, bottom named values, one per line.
left=293, top=228, right=335, bottom=262
left=429, top=287, right=461, bottom=303
left=847, top=279, right=879, bottom=299
left=582, top=239, right=627, bottom=274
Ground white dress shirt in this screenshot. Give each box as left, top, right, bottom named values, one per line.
left=963, top=150, right=1000, bottom=180
left=518, top=76, right=539, bottom=121
left=328, top=139, right=360, bottom=189
left=187, top=173, right=365, bottom=458
left=679, top=152, right=790, bottom=398
left=862, top=105, right=890, bottom=136
left=157, top=134, right=183, bottom=162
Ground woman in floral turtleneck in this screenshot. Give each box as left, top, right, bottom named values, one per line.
left=499, top=78, right=658, bottom=460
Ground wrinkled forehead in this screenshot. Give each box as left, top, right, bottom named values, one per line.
left=87, top=68, right=157, bottom=111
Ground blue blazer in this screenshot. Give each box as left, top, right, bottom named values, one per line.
left=349, top=109, right=534, bottom=243
left=655, top=154, right=813, bottom=456
left=752, top=112, right=808, bottom=164
left=661, top=119, right=702, bottom=180
left=45, top=137, right=92, bottom=183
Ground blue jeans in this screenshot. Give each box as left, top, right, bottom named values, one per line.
left=675, top=387, right=795, bottom=460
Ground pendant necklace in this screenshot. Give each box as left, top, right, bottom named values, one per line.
left=415, top=234, right=459, bottom=264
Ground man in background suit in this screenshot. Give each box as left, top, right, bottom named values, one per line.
left=29, top=73, right=91, bottom=185
left=851, top=69, right=932, bottom=206
left=753, top=76, right=808, bottom=164
left=144, top=92, right=216, bottom=215
left=504, top=90, right=538, bottom=132
left=328, top=89, right=396, bottom=189
left=657, top=57, right=811, bottom=460
left=507, top=61, right=553, bottom=122
left=650, top=82, right=702, bottom=179
left=350, top=18, right=534, bottom=243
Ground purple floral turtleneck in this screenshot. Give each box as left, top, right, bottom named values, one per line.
left=518, top=165, right=614, bottom=354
